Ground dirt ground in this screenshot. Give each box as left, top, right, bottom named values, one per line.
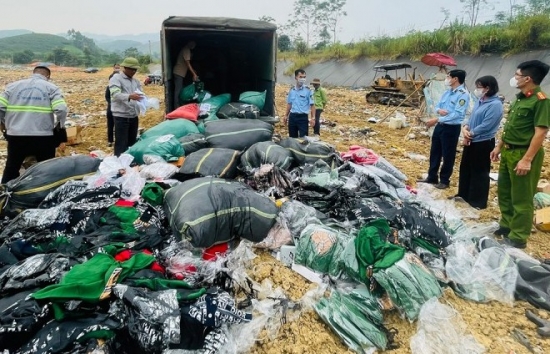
left=0, top=67, right=549, bottom=353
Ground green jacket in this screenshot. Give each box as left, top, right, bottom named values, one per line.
left=503, top=86, right=550, bottom=145
left=313, top=87, right=327, bottom=110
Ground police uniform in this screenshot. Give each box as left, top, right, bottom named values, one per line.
left=286, top=85, right=314, bottom=138
left=426, top=84, right=470, bottom=186
left=498, top=87, right=550, bottom=243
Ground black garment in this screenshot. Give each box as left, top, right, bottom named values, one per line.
left=105, top=86, right=115, bottom=143
left=114, top=116, right=139, bottom=156
left=314, top=108, right=323, bottom=135
left=288, top=113, right=308, bottom=138
left=457, top=138, right=495, bottom=209
left=427, top=123, right=461, bottom=185
left=1, top=135, right=57, bottom=184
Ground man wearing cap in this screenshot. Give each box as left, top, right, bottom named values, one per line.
left=284, top=69, right=315, bottom=138
left=0, top=65, right=67, bottom=183
left=418, top=69, right=470, bottom=189
left=109, top=57, right=143, bottom=156
left=490, top=60, right=550, bottom=249
left=311, top=78, right=328, bottom=137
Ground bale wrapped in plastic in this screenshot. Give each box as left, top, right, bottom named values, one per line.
left=278, top=138, right=341, bottom=168
left=314, top=286, right=389, bottom=353
left=0, top=155, right=101, bottom=215
left=341, top=145, right=407, bottom=181
left=295, top=223, right=351, bottom=276
left=240, top=141, right=293, bottom=173
left=534, top=192, right=550, bottom=209
left=253, top=219, right=292, bottom=250
left=216, top=102, right=260, bottom=119
left=164, top=177, right=278, bottom=247
left=139, top=118, right=199, bottom=140
left=374, top=253, right=442, bottom=321
left=126, top=134, right=184, bottom=165
left=301, top=160, right=345, bottom=189
left=177, top=148, right=241, bottom=180
left=179, top=133, right=209, bottom=155
left=205, top=119, right=274, bottom=151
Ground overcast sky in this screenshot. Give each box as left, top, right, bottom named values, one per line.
left=2, top=0, right=505, bottom=42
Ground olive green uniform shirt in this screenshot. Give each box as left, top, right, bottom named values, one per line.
left=503, top=87, right=550, bottom=145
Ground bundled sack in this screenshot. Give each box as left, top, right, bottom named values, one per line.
left=200, top=94, right=231, bottom=121
left=166, top=103, right=200, bottom=122
left=179, top=133, right=209, bottom=155
left=126, top=134, right=184, bottom=165
left=205, top=120, right=274, bottom=151
left=239, top=90, right=266, bottom=110
left=140, top=118, right=199, bottom=140
left=216, top=102, right=260, bottom=119
left=279, top=138, right=341, bottom=168
left=241, top=141, right=293, bottom=173
left=179, top=81, right=211, bottom=104
left=177, top=148, right=241, bottom=180
left=0, top=155, right=101, bottom=214
left=164, top=177, right=278, bottom=247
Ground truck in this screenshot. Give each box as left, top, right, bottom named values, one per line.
left=161, top=17, right=277, bottom=116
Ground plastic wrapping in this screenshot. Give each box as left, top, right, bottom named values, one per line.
left=301, top=160, right=344, bottom=189
left=140, top=162, right=179, bottom=180
left=295, top=223, right=350, bottom=276
left=374, top=254, right=442, bottom=321
left=534, top=192, right=550, bottom=209
left=410, top=298, right=485, bottom=354
left=446, top=241, right=518, bottom=305
left=279, top=200, right=323, bottom=243
left=253, top=219, right=292, bottom=250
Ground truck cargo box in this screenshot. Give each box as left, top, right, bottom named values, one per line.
left=161, top=17, right=277, bottom=115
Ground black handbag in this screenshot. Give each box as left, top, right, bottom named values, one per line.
left=53, top=121, right=68, bottom=145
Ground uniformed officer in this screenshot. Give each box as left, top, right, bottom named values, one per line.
left=418, top=69, right=470, bottom=189
left=284, top=69, right=315, bottom=138
left=490, top=60, right=550, bottom=248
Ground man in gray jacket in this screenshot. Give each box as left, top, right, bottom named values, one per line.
left=0, top=65, right=67, bottom=183
left=109, top=57, right=143, bottom=156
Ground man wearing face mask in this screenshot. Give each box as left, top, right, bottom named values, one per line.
left=105, top=63, right=121, bottom=147
left=284, top=69, right=315, bottom=138
left=418, top=69, right=470, bottom=189
left=490, top=60, right=550, bottom=248
left=454, top=75, right=503, bottom=209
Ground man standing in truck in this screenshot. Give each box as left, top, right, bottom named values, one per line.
left=284, top=69, right=315, bottom=138
left=173, top=41, right=199, bottom=107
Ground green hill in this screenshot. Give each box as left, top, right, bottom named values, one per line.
left=0, top=29, right=32, bottom=39
left=97, top=39, right=143, bottom=53
left=0, top=33, right=82, bottom=54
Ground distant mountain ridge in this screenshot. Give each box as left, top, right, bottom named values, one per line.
left=0, top=29, right=160, bottom=55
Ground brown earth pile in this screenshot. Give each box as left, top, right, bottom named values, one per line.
left=0, top=67, right=549, bottom=353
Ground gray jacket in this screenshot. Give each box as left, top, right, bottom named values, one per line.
left=0, top=74, right=67, bottom=136
left=109, top=72, right=142, bottom=118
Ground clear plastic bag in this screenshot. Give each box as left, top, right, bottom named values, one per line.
left=534, top=192, right=550, bottom=209
left=410, top=298, right=485, bottom=354
left=140, top=162, right=179, bottom=180
left=253, top=219, right=292, bottom=250
left=146, top=97, right=160, bottom=110
left=279, top=200, right=322, bottom=243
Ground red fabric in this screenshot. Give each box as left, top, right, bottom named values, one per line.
left=166, top=103, right=200, bottom=122
left=202, top=243, right=229, bottom=261
left=114, top=249, right=132, bottom=262
left=114, top=199, right=135, bottom=207
left=341, top=145, right=379, bottom=165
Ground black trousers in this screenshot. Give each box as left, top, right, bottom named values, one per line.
left=288, top=113, right=308, bottom=138
left=427, top=123, right=461, bottom=185
left=114, top=116, right=139, bottom=157
left=314, top=109, right=323, bottom=135
left=457, top=138, right=495, bottom=209
left=106, top=105, right=114, bottom=143
left=1, top=135, right=57, bottom=184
